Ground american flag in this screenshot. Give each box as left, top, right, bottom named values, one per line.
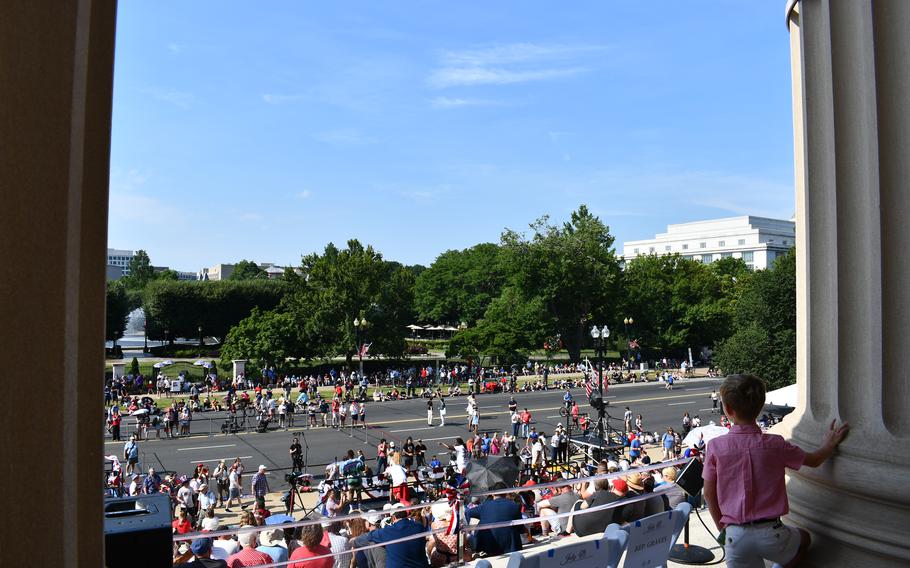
left=585, top=376, right=594, bottom=398
left=444, top=476, right=471, bottom=535
left=358, top=342, right=372, bottom=357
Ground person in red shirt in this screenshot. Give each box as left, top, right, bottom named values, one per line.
left=172, top=505, right=193, bottom=534
left=570, top=401, right=579, bottom=428
left=519, top=409, right=532, bottom=438
left=289, top=524, right=333, bottom=568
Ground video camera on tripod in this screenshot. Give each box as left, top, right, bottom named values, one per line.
left=285, top=471, right=312, bottom=489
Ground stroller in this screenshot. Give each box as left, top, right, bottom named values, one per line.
left=220, top=414, right=241, bottom=434
left=255, top=411, right=271, bottom=433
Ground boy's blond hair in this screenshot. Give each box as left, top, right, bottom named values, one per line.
left=719, top=374, right=766, bottom=421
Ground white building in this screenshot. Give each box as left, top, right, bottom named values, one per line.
left=622, top=216, right=795, bottom=270
left=106, top=248, right=134, bottom=276
left=198, top=263, right=234, bottom=281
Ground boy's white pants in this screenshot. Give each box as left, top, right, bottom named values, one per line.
left=724, top=520, right=801, bottom=568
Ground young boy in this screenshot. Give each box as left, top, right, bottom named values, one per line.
left=703, top=374, right=849, bottom=568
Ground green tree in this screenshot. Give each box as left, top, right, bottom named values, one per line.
left=143, top=280, right=284, bottom=343
left=231, top=259, right=267, bottom=280
left=414, top=243, right=505, bottom=325
left=714, top=249, right=796, bottom=389
left=105, top=281, right=132, bottom=344
left=124, top=250, right=155, bottom=289
left=279, top=240, right=415, bottom=366
left=129, top=357, right=140, bottom=376
left=220, top=308, right=300, bottom=370
left=447, top=286, right=549, bottom=365
left=620, top=254, right=738, bottom=359
left=500, top=205, right=622, bottom=361
left=155, top=268, right=179, bottom=281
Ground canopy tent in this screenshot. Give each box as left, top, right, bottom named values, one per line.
left=406, top=324, right=424, bottom=330
left=765, top=383, right=797, bottom=407
left=681, top=423, right=729, bottom=448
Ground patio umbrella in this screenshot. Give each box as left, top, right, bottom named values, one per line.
left=464, top=456, right=520, bottom=493
left=682, top=424, right=729, bottom=448
left=193, top=360, right=207, bottom=366
left=264, top=514, right=296, bottom=526
left=129, top=408, right=149, bottom=416
left=406, top=324, right=424, bottom=330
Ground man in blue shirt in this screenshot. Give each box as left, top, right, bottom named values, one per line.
left=430, top=455, right=442, bottom=469
left=365, top=505, right=429, bottom=567
left=465, top=482, right=523, bottom=556
left=629, top=435, right=642, bottom=461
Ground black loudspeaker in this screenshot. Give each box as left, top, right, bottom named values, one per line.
left=675, top=457, right=704, bottom=497
left=104, top=493, right=173, bottom=567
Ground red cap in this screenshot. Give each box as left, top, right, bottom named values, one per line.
left=612, top=478, right=628, bottom=493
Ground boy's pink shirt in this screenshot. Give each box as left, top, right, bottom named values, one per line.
left=702, top=423, right=805, bottom=526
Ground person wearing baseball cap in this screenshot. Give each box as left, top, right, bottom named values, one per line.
left=568, top=477, right=629, bottom=537
left=173, top=537, right=227, bottom=568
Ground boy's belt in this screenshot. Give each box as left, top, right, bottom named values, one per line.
left=736, top=517, right=781, bottom=526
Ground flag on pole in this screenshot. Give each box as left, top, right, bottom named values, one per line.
left=585, top=377, right=594, bottom=398
left=358, top=342, right=372, bottom=358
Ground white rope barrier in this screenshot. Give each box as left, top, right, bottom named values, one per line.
left=174, top=458, right=689, bottom=543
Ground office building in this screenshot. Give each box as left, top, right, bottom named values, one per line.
left=621, top=216, right=795, bottom=270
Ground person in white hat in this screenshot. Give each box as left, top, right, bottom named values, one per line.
left=251, top=465, right=270, bottom=510
left=256, top=527, right=288, bottom=563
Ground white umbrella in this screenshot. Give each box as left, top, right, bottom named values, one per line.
left=162, top=360, right=174, bottom=366
left=193, top=360, right=207, bottom=366
left=130, top=408, right=149, bottom=416
left=406, top=324, right=424, bottom=330
left=682, top=424, right=729, bottom=448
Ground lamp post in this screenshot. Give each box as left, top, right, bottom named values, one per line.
left=590, top=324, right=610, bottom=441
left=143, top=323, right=148, bottom=353
left=164, top=329, right=170, bottom=348
left=623, top=317, right=634, bottom=370
left=354, top=317, right=368, bottom=380
left=198, top=324, right=203, bottom=348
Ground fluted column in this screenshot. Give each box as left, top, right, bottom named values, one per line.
left=779, top=1, right=910, bottom=565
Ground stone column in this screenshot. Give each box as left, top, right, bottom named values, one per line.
left=112, top=362, right=126, bottom=380
left=233, top=360, right=247, bottom=380
left=0, top=1, right=117, bottom=565
left=779, top=1, right=910, bottom=565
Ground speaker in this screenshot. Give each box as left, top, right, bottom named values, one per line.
left=674, top=457, right=704, bottom=497
left=104, top=493, right=173, bottom=567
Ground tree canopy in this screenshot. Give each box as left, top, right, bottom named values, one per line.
left=231, top=259, right=267, bottom=280
left=714, top=249, right=796, bottom=389
left=499, top=205, right=622, bottom=361
left=413, top=243, right=506, bottom=326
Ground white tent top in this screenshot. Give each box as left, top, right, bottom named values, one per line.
left=406, top=324, right=424, bottom=330
left=443, top=325, right=459, bottom=331
left=425, top=325, right=446, bottom=331
left=765, top=383, right=797, bottom=407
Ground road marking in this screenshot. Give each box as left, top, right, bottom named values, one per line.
left=177, top=444, right=236, bottom=452
left=479, top=405, right=501, bottom=408
left=365, top=391, right=709, bottom=427
left=546, top=415, right=562, bottom=419
left=189, top=455, right=252, bottom=464
left=698, top=408, right=715, bottom=412
left=414, top=436, right=457, bottom=442
left=667, top=402, right=692, bottom=406
left=389, top=426, right=436, bottom=433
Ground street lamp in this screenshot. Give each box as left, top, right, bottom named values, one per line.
left=623, top=317, right=634, bottom=370
left=354, top=317, right=368, bottom=380
left=198, top=324, right=204, bottom=348
left=590, top=324, right=610, bottom=441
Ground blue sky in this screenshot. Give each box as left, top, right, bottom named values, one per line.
left=109, top=1, right=795, bottom=272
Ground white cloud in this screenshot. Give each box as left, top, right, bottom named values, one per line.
left=166, top=43, right=183, bottom=55
left=262, top=93, right=306, bottom=104
left=297, top=190, right=313, bottom=199
left=238, top=212, right=264, bottom=222
left=429, top=42, right=606, bottom=89
left=429, top=96, right=504, bottom=109
left=141, top=88, right=195, bottom=109
left=429, top=66, right=584, bottom=89
left=313, top=128, right=377, bottom=146
left=441, top=43, right=607, bottom=67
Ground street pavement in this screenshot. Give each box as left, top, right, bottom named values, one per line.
left=108, top=377, right=723, bottom=483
